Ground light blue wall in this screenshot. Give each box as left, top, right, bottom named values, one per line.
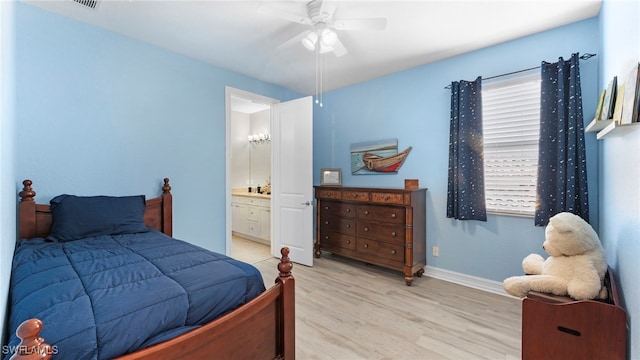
left=14, top=2, right=300, bottom=252
left=6, top=0, right=636, bottom=356
left=0, top=0, right=17, bottom=347
left=599, top=0, right=640, bottom=358
left=314, top=18, right=601, bottom=283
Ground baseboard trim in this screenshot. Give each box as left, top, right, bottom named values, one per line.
left=424, top=265, right=514, bottom=297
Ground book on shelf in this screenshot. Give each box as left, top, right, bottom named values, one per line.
left=635, top=74, right=640, bottom=124
left=612, top=85, right=624, bottom=123
left=594, top=89, right=605, bottom=121
left=600, top=76, right=617, bottom=121
left=620, top=62, right=640, bottom=124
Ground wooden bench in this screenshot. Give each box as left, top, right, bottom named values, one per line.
left=522, top=267, right=627, bottom=359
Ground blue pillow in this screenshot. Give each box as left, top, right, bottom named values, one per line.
left=48, top=194, right=149, bottom=242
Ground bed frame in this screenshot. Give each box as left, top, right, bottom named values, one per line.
left=11, top=178, right=295, bottom=360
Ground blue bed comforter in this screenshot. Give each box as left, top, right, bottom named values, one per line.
left=6, top=230, right=266, bottom=359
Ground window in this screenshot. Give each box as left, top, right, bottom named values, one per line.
left=482, top=72, right=541, bottom=217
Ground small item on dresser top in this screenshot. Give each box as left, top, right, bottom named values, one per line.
left=257, top=185, right=261, bottom=194
left=248, top=187, right=252, bottom=193
left=404, top=179, right=419, bottom=190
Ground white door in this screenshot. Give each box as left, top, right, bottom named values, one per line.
left=271, top=96, right=314, bottom=266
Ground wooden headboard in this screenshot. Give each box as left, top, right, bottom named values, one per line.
left=18, top=178, right=173, bottom=239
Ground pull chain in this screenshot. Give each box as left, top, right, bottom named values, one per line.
left=314, top=44, right=323, bottom=107
left=315, top=44, right=319, bottom=105
left=319, top=51, right=323, bottom=107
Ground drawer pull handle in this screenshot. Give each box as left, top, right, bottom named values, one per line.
left=325, top=221, right=329, bottom=225
left=363, top=244, right=369, bottom=248
left=391, top=213, right=397, bottom=219
left=391, top=231, right=397, bottom=237
left=346, top=240, right=351, bottom=244
left=346, top=224, right=351, bottom=228
left=324, top=206, right=329, bottom=210
left=324, top=235, right=329, bottom=240
left=364, top=227, right=369, bottom=232
left=391, top=250, right=397, bottom=255
left=364, top=210, right=369, bottom=215
left=346, top=208, right=351, bottom=213
left=557, top=326, right=581, bottom=337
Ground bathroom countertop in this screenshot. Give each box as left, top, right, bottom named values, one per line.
left=231, top=191, right=271, bottom=199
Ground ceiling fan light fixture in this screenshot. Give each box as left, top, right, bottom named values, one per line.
left=301, top=32, right=318, bottom=51
left=319, top=42, right=333, bottom=54
left=320, top=28, right=337, bottom=47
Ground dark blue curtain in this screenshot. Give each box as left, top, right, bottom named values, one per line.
left=535, top=53, right=589, bottom=226
left=447, top=77, right=487, bottom=221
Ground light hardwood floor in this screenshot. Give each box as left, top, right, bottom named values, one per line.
left=234, top=239, right=522, bottom=360
left=231, top=236, right=272, bottom=263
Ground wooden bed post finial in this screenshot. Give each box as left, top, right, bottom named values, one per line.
left=9, top=318, right=53, bottom=360
left=162, top=178, right=171, bottom=194
left=276, top=247, right=295, bottom=359
left=19, top=180, right=36, bottom=202
left=277, top=247, right=293, bottom=278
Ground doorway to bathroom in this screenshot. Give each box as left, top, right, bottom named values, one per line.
left=226, top=88, right=276, bottom=263
left=225, top=87, right=315, bottom=266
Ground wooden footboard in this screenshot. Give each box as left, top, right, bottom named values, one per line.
left=10, top=248, right=295, bottom=360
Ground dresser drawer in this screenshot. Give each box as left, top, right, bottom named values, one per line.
left=316, top=188, right=342, bottom=200
left=320, top=201, right=356, bottom=218
left=320, top=232, right=356, bottom=251
left=371, top=191, right=405, bottom=205
left=320, top=216, right=356, bottom=236
left=356, top=239, right=404, bottom=266
left=357, top=221, right=405, bottom=243
left=357, top=205, right=405, bottom=224
left=342, top=190, right=370, bottom=202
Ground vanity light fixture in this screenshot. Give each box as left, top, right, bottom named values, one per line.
left=248, top=132, right=271, bottom=144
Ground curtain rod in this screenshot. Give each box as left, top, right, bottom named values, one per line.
left=444, top=53, right=597, bottom=90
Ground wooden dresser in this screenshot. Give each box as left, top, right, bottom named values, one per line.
left=314, top=185, right=427, bottom=285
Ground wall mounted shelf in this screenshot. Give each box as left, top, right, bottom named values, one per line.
left=585, top=118, right=640, bottom=139
left=585, top=118, right=613, bottom=132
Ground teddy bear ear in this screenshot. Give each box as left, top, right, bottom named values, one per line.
left=549, top=212, right=576, bottom=233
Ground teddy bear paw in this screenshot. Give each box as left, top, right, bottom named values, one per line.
left=503, top=276, right=530, bottom=298
left=522, top=253, right=545, bottom=275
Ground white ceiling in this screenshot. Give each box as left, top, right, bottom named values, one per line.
left=23, top=0, right=602, bottom=97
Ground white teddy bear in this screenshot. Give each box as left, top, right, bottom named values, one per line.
left=503, top=212, right=607, bottom=301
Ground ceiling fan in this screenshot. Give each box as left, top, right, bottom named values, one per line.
left=258, top=0, right=387, bottom=57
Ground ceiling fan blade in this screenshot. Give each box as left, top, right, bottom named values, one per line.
left=257, top=4, right=313, bottom=26
left=277, top=30, right=312, bottom=50
left=331, top=37, right=348, bottom=57
left=333, top=18, right=387, bottom=31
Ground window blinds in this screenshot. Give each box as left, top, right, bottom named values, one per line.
left=482, top=73, right=541, bottom=216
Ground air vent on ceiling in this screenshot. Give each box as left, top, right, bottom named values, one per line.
left=71, top=0, right=101, bottom=10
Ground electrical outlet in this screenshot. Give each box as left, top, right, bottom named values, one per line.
left=432, top=246, right=439, bottom=257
